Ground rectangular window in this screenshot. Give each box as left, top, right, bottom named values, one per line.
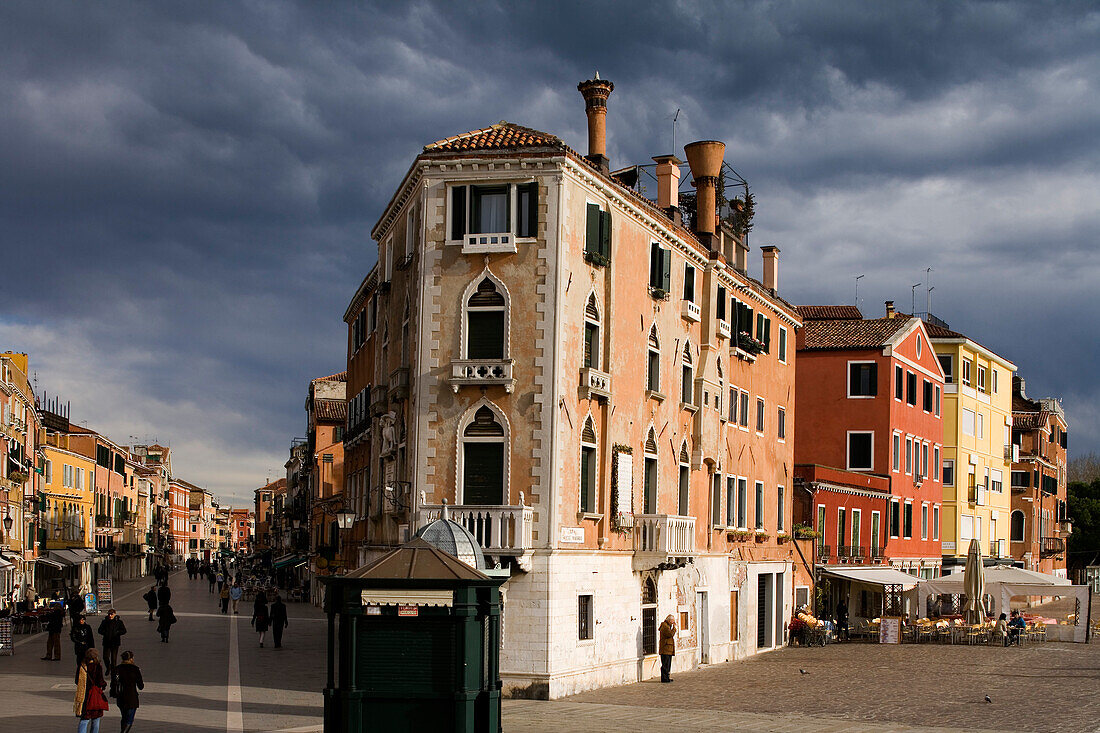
left=990, top=469, right=1003, bottom=493
left=935, top=385, right=941, bottom=416
left=905, top=437, right=913, bottom=474
left=933, top=505, right=940, bottom=539
left=755, top=314, right=772, bottom=353
left=848, top=432, right=873, bottom=471
left=716, top=286, right=727, bottom=321
left=679, top=464, right=690, bottom=516
left=778, top=327, right=788, bottom=363
left=756, top=398, right=765, bottom=433
left=933, top=446, right=941, bottom=481
left=643, top=457, right=657, bottom=514
left=583, top=322, right=598, bottom=368
left=848, top=362, right=877, bottom=397
left=777, top=407, right=786, bottom=440
left=943, top=459, right=954, bottom=486
left=728, top=386, right=737, bottom=423
left=681, top=365, right=693, bottom=405
left=890, top=500, right=900, bottom=538
left=584, top=203, right=611, bottom=262
left=978, top=365, right=987, bottom=392
left=851, top=508, right=861, bottom=549
left=726, top=476, right=736, bottom=527
left=711, top=474, right=723, bottom=528
left=777, top=485, right=785, bottom=532
left=903, top=502, right=913, bottom=539
left=517, top=182, right=538, bottom=237
left=1011, top=470, right=1030, bottom=488
left=683, top=264, right=695, bottom=302
left=870, top=511, right=881, bottom=554
left=739, top=391, right=749, bottom=428
left=578, top=595, right=593, bottom=641
left=923, top=380, right=933, bottom=411
left=754, top=482, right=765, bottom=530
left=892, top=433, right=901, bottom=472
left=837, top=507, right=846, bottom=550
left=649, top=242, right=672, bottom=292
left=921, top=504, right=929, bottom=540
left=961, top=408, right=975, bottom=436
left=737, top=479, right=748, bottom=528
left=977, top=412, right=984, bottom=439
left=962, top=359, right=972, bottom=386
left=647, top=350, right=660, bottom=392
left=906, top=371, right=917, bottom=405
left=580, top=446, right=597, bottom=513
left=894, top=365, right=904, bottom=399
left=960, top=514, right=974, bottom=541
left=817, top=505, right=827, bottom=550
left=938, top=354, right=954, bottom=383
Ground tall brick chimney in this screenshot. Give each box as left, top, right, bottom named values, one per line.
left=684, top=140, right=725, bottom=248
left=761, top=246, right=780, bottom=294
left=578, top=73, right=614, bottom=174
left=652, top=154, right=682, bottom=224
left=885, top=300, right=896, bottom=319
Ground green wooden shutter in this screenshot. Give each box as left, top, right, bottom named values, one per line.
left=763, top=316, right=771, bottom=352
left=599, top=210, right=612, bottom=258
left=467, top=311, right=504, bottom=359
left=451, top=186, right=466, bottom=240
left=585, top=203, right=600, bottom=254
left=463, top=442, right=504, bottom=505
left=649, top=242, right=660, bottom=287
left=661, top=248, right=671, bottom=291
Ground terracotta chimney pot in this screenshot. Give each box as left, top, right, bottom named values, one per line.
left=684, top=140, right=725, bottom=239
left=885, top=300, right=896, bottom=319
left=578, top=73, right=614, bottom=173
left=652, top=155, right=682, bottom=221
left=761, top=246, right=780, bottom=293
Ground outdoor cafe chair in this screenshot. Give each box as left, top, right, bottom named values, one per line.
left=966, top=625, right=988, bottom=645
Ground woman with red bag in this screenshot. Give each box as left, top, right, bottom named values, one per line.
left=73, top=647, right=109, bottom=732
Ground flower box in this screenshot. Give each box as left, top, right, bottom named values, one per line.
left=754, top=531, right=770, bottom=543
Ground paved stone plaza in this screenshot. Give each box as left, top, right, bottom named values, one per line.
left=1, top=573, right=1095, bottom=732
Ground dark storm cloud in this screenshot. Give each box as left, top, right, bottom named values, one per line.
left=1, top=0, right=1098, bottom=503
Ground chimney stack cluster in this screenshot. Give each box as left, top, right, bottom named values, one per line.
left=576, top=76, right=777, bottom=291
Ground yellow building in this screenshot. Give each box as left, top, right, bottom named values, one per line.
left=925, top=320, right=1015, bottom=572
left=41, top=438, right=98, bottom=591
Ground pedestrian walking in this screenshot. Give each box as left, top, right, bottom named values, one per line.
left=270, top=594, right=288, bottom=648
left=97, top=609, right=127, bottom=673
left=219, top=585, right=230, bottom=614
left=207, top=568, right=216, bottom=593
left=156, top=603, right=177, bottom=643
left=142, top=587, right=158, bottom=621
left=68, top=590, right=86, bottom=624
left=230, top=584, right=243, bottom=614
left=658, top=614, right=677, bottom=683
left=156, top=584, right=171, bottom=610
left=42, top=602, right=65, bottom=661
left=835, top=599, right=850, bottom=642
left=73, top=648, right=109, bottom=733
left=252, top=593, right=270, bottom=647
left=216, top=571, right=225, bottom=593
left=70, top=615, right=96, bottom=679
left=110, top=650, right=144, bottom=733
left=25, top=584, right=38, bottom=611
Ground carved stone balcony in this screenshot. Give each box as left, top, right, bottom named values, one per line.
left=633, top=514, right=695, bottom=570
left=388, top=367, right=410, bottom=403
left=462, top=232, right=516, bottom=255
left=716, top=320, right=731, bottom=340
left=450, top=359, right=515, bottom=393
left=418, top=502, right=533, bottom=569
left=681, top=299, right=701, bottom=323
left=579, top=367, right=611, bottom=401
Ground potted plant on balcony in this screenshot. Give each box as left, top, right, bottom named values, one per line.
left=754, top=530, right=770, bottom=543
left=728, top=529, right=751, bottom=541
left=647, top=285, right=671, bottom=301
left=736, top=332, right=765, bottom=355
left=792, top=523, right=819, bottom=541
left=775, top=531, right=789, bottom=544
left=583, top=250, right=611, bottom=268
left=8, top=470, right=29, bottom=484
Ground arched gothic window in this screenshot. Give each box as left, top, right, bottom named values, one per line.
left=580, top=416, right=598, bottom=513
left=647, top=326, right=660, bottom=392
left=643, top=427, right=658, bottom=514
left=584, top=293, right=601, bottom=369
left=465, top=278, right=507, bottom=360
left=681, top=343, right=694, bottom=405
left=461, top=404, right=507, bottom=505
left=678, top=442, right=691, bottom=515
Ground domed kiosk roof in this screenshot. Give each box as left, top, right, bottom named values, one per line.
left=414, top=509, right=487, bottom=571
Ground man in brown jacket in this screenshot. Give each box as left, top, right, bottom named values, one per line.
left=659, top=614, right=677, bottom=683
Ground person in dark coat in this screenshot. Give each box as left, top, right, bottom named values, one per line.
left=156, top=603, right=177, bottom=643
left=658, top=614, right=677, bottom=683
left=69, top=615, right=96, bottom=681
left=97, top=609, right=127, bottom=672
left=156, top=583, right=171, bottom=609
left=836, top=599, right=850, bottom=641
left=251, top=594, right=270, bottom=647
left=269, top=594, right=288, bottom=649
left=74, top=647, right=108, bottom=731
left=207, top=567, right=216, bottom=593
left=142, top=586, right=158, bottom=621
left=41, top=602, right=65, bottom=661
left=68, top=590, right=86, bottom=624
left=111, top=650, right=144, bottom=733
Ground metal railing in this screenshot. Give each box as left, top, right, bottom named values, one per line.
left=836, top=545, right=866, bottom=562
left=1040, top=537, right=1065, bottom=557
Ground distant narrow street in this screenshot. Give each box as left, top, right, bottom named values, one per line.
left=0, top=571, right=326, bottom=733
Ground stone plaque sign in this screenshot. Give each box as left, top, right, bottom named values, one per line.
left=560, top=527, right=585, bottom=544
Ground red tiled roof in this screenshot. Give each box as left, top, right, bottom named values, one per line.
left=312, top=371, right=347, bottom=383
left=797, top=305, right=863, bottom=321
left=1012, top=411, right=1048, bottom=431
left=423, top=122, right=568, bottom=153
left=313, top=399, right=347, bottom=423
left=800, top=316, right=913, bottom=351
left=924, top=322, right=966, bottom=339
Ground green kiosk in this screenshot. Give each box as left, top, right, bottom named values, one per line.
left=320, top=515, right=506, bottom=733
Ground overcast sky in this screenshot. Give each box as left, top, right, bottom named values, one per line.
left=2, top=1, right=1098, bottom=506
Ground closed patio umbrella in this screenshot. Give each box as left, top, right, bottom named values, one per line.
left=962, top=538, right=985, bottom=624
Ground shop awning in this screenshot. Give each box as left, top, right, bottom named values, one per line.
left=821, top=566, right=922, bottom=590
left=70, top=549, right=99, bottom=562
left=273, top=554, right=304, bottom=570
left=0, top=556, right=14, bottom=569
left=36, top=557, right=66, bottom=570
left=50, top=550, right=86, bottom=565
left=360, top=589, right=454, bottom=607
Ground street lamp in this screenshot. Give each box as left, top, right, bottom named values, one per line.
left=3, top=511, right=12, bottom=533
left=336, top=511, right=356, bottom=531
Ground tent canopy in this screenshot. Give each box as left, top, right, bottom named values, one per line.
left=821, top=566, right=921, bottom=590
left=925, top=566, right=1070, bottom=594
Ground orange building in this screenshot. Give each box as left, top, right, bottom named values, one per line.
left=1010, top=377, right=1069, bottom=576
left=342, top=268, right=378, bottom=569
left=345, top=77, right=802, bottom=696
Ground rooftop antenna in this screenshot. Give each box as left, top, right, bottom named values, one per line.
left=925, top=267, right=933, bottom=315
left=672, top=108, right=681, bottom=153
left=854, top=274, right=865, bottom=309
left=911, top=283, right=921, bottom=315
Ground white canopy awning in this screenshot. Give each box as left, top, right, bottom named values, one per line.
left=360, top=589, right=453, bottom=607
left=821, top=566, right=922, bottom=590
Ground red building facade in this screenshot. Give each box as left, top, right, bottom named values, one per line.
left=795, top=305, right=944, bottom=577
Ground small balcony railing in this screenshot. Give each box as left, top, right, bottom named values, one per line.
left=1040, top=537, right=1065, bottom=557
left=716, top=320, right=731, bottom=340
left=836, top=545, right=865, bottom=563
left=870, top=545, right=884, bottom=560
left=634, top=514, right=695, bottom=557
left=817, top=545, right=831, bottom=563
left=463, top=232, right=516, bottom=254
left=580, top=367, right=612, bottom=401
left=681, top=300, right=701, bottom=323
left=450, top=359, right=515, bottom=393
left=418, top=503, right=533, bottom=555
